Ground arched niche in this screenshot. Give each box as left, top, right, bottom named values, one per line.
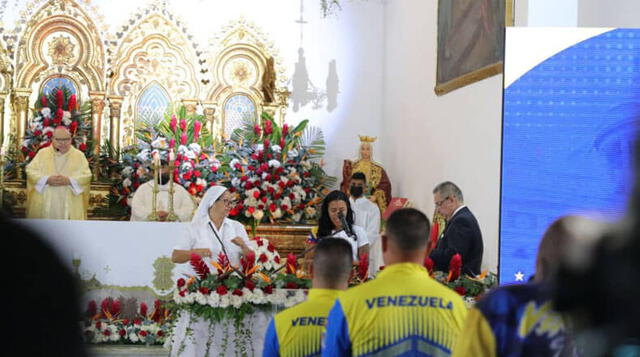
left=109, top=9, right=203, bottom=146
left=14, top=0, right=105, bottom=94
left=206, top=18, right=289, bottom=139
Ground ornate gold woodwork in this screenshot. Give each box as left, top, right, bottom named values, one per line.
left=14, top=0, right=105, bottom=93
left=253, top=225, right=313, bottom=257
left=109, top=8, right=203, bottom=148
left=2, top=180, right=111, bottom=219
left=108, top=96, right=123, bottom=157
left=207, top=17, right=289, bottom=137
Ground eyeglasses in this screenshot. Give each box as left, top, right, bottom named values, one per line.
left=217, top=198, right=238, bottom=207
left=53, top=137, right=72, bottom=142
left=435, top=197, right=449, bottom=207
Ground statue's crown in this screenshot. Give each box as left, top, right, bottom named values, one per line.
left=358, top=135, right=377, bottom=143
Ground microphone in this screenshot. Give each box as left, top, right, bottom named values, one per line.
left=337, top=211, right=355, bottom=239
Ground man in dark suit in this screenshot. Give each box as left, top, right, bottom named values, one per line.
left=429, top=181, right=483, bottom=275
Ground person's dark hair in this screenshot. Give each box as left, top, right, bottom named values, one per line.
left=386, top=208, right=431, bottom=251
left=351, top=172, right=366, bottom=183
left=313, top=238, right=353, bottom=287
left=3, top=214, right=87, bottom=356
left=317, top=190, right=354, bottom=238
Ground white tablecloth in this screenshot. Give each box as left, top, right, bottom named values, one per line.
left=18, top=219, right=192, bottom=294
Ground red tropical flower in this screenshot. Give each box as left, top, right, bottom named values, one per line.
left=259, top=253, right=268, bottom=263
left=56, top=89, right=63, bottom=108
left=139, top=302, right=148, bottom=318
left=454, top=286, right=466, bottom=296
left=190, top=253, right=210, bottom=279
left=245, top=280, right=256, bottom=291
left=264, top=285, right=274, bottom=294
left=68, top=94, right=77, bottom=112
left=448, top=253, right=463, bottom=282
left=285, top=253, right=297, bottom=274
left=424, top=256, right=434, bottom=275
left=199, top=287, right=211, bottom=295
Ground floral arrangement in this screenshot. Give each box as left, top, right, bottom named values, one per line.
left=173, top=253, right=308, bottom=317
left=424, top=253, right=498, bottom=306
left=21, top=86, right=92, bottom=163
left=225, top=113, right=331, bottom=226
left=109, top=106, right=334, bottom=224
left=83, top=298, right=173, bottom=345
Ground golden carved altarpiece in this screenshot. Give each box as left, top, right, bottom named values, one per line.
left=0, top=1, right=297, bottom=246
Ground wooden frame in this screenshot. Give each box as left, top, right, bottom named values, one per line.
left=435, top=0, right=514, bottom=96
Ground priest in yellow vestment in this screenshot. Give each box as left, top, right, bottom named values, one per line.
left=26, top=127, right=92, bottom=220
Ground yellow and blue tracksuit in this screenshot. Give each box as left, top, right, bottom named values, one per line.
left=323, top=263, right=467, bottom=356
left=264, top=288, right=341, bottom=357
left=452, top=283, right=578, bottom=357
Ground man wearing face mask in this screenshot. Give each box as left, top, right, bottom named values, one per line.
left=130, top=161, right=195, bottom=222
left=349, top=172, right=382, bottom=275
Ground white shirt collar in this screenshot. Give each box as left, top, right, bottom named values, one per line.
left=451, top=205, right=467, bottom=219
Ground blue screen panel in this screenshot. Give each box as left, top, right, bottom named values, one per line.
left=500, top=29, right=640, bottom=284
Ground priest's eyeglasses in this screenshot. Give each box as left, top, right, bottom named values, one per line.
left=53, top=137, right=72, bottom=142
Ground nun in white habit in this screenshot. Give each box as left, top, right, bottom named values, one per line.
left=171, top=186, right=253, bottom=266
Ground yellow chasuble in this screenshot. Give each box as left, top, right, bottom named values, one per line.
left=26, top=146, right=92, bottom=220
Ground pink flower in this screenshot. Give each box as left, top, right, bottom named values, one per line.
left=56, top=89, right=63, bottom=108
left=254, top=125, right=261, bottom=135
left=179, top=118, right=187, bottom=131
left=180, top=133, right=187, bottom=145
left=169, top=138, right=175, bottom=149
left=170, top=115, right=177, bottom=133
left=194, top=120, right=202, bottom=139
left=282, top=124, right=289, bottom=136
left=68, top=94, right=77, bottom=112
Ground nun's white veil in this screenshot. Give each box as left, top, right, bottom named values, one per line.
left=190, top=186, right=227, bottom=226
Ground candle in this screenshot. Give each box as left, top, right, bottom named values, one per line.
left=169, top=148, right=175, bottom=162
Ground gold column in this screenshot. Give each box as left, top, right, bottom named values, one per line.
left=182, top=99, right=198, bottom=116
left=203, top=104, right=215, bottom=134
left=13, top=88, right=31, bottom=179
left=0, top=93, right=6, bottom=148
left=108, top=96, right=123, bottom=159
left=89, top=92, right=105, bottom=180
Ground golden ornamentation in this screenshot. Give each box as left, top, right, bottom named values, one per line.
left=358, top=135, right=377, bottom=143
left=152, top=256, right=176, bottom=293
left=15, top=0, right=105, bottom=91
left=48, top=34, right=76, bottom=65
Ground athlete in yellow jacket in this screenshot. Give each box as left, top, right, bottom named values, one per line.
left=263, top=238, right=354, bottom=357
left=323, top=208, right=467, bottom=356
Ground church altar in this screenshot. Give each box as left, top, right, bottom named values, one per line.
left=22, top=219, right=312, bottom=296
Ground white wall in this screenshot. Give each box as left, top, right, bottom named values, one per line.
left=528, top=0, right=578, bottom=27
left=381, top=0, right=503, bottom=272
left=578, top=0, right=640, bottom=27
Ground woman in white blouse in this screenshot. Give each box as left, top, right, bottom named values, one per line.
left=171, top=186, right=253, bottom=266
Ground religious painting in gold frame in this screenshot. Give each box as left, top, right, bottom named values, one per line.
left=435, top=0, right=514, bottom=96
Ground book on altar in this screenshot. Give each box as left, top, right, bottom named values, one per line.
left=382, top=197, right=410, bottom=220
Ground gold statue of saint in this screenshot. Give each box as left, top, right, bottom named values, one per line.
left=341, top=136, right=392, bottom=214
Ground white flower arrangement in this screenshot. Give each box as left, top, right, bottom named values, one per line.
left=188, top=143, right=201, bottom=154
left=151, top=137, right=168, bottom=150
left=271, top=145, right=282, bottom=153
left=41, top=107, right=51, bottom=117
left=268, top=159, right=281, bottom=168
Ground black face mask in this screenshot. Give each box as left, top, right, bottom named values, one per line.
left=350, top=185, right=364, bottom=198
left=159, top=173, right=170, bottom=185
